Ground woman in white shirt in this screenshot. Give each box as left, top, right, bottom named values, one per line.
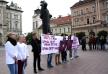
left=5, top=32, right=18, bottom=74
left=17, top=35, right=29, bottom=74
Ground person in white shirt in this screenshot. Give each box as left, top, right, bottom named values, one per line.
left=5, top=32, right=18, bottom=74
left=17, top=35, right=29, bottom=74
left=71, top=34, right=80, bottom=59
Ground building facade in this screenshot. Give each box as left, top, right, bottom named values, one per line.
left=32, top=9, right=42, bottom=38
left=0, top=0, right=23, bottom=45
left=70, top=0, right=108, bottom=36
left=50, top=15, right=72, bottom=35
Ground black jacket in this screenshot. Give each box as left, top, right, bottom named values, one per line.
left=31, top=38, right=41, bottom=54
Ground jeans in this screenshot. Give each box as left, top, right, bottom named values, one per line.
left=72, top=48, right=78, bottom=58
left=7, top=64, right=18, bottom=74
left=47, top=54, right=53, bottom=67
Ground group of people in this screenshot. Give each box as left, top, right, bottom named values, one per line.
left=80, top=35, right=108, bottom=51
left=56, top=34, right=80, bottom=64
left=5, top=32, right=80, bottom=74
left=29, top=33, right=80, bottom=73
left=5, top=32, right=29, bottom=74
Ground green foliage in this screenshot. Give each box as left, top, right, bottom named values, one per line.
left=89, top=31, right=95, bottom=36
left=97, top=30, right=108, bottom=38
left=76, top=32, right=85, bottom=40
left=26, top=32, right=32, bottom=44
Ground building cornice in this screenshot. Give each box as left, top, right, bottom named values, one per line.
left=0, top=0, right=8, bottom=3
left=6, top=5, right=23, bottom=12
left=71, top=0, right=95, bottom=9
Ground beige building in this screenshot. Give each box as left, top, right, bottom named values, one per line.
left=50, top=15, right=72, bottom=35
left=0, top=0, right=23, bottom=45
left=70, top=0, right=108, bottom=36
left=32, top=9, right=42, bottom=38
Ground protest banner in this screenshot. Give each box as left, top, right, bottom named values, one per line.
left=41, top=34, right=62, bottom=55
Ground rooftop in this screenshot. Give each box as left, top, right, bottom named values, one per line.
left=51, top=15, right=72, bottom=25
left=71, top=0, right=95, bottom=9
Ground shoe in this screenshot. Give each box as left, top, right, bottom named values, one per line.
left=70, top=57, right=74, bottom=60
left=34, top=70, right=37, bottom=73
left=38, top=68, right=44, bottom=71
left=48, top=65, right=54, bottom=68
left=75, top=56, right=79, bottom=58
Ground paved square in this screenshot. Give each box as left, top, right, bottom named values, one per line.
left=0, top=45, right=108, bottom=74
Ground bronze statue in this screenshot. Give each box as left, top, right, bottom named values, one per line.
left=40, top=1, right=52, bottom=34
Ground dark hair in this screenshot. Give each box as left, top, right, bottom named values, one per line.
left=7, top=37, right=17, bottom=46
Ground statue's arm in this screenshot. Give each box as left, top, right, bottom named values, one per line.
left=49, top=14, right=52, bottom=18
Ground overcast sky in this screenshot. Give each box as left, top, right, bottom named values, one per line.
left=6, top=0, right=79, bottom=33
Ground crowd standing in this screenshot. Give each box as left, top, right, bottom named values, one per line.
left=5, top=32, right=108, bottom=74
left=80, top=35, right=108, bottom=51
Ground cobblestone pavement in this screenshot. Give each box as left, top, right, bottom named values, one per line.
left=0, top=45, right=108, bottom=74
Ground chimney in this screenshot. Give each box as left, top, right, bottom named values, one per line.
left=58, top=15, right=62, bottom=18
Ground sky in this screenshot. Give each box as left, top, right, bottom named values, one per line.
left=6, top=0, right=79, bottom=33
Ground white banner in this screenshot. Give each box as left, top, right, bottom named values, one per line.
left=41, top=34, right=62, bottom=55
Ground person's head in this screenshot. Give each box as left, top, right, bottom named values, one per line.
left=68, top=35, right=71, bottom=40
left=7, top=32, right=17, bottom=41
left=18, top=35, right=26, bottom=43
left=6, top=32, right=17, bottom=46
left=63, top=36, right=66, bottom=41
left=32, top=32, right=37, bottom=39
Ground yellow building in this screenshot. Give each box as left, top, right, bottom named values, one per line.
left=37, top=15, right=72, bottom=36
left=70, top=0, right=108, bottom=36
left=50, top=15, right=72, bottom=35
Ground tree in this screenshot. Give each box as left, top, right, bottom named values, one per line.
left=26, top=32, right=32, bottom=44
left=97, top=30, right=108, bottom=38
left=89, top=30, right=95, bottom=36
left=76, top=32, right=85, bottom=40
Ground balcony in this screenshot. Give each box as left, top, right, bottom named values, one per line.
left=72, top=20, right=102, bottom=29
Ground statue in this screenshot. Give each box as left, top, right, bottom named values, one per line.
left=40, top=1, right=52, bottom=34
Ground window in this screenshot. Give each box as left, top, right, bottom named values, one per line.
left=52, top=29, right=53, bottom=33
left=55, top=29, right=57, bottom=33
left=76, top=11, right=78, bottom=16
left=14, top=14, right=18, bottom=19
left=60, top=28, right=61, bottom=33
left=92, top=5, right=96, bottom=12
left=106, top=15, right=108, bottom=23
left=0, top=9, right=1, bottom=14
left=64, top=28, right=65, bottom=33
left=68, top=27, right=70, bottom=32
left=74, top=12, right=76, bottom=16
left=15, top=21, right=18, bottom=31
left=75, top=18, right=79, bottom=22
left=93, top=16, right=96, bottom=23
left=86, top=8, right=89, bottom=13
left=11, top=13, right=14, bottom=19
left=80, top=17, right=84, bottom=21
left=106, top=0, right=108, bottom=8
left=81, top=10, right=83, bottom=15
left=87, top=18, right=90, bottom=24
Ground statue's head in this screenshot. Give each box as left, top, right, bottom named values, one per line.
left=40, top=1, right=47, bottom=8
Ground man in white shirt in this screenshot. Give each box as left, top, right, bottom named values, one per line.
left=17, top=35, right=29, bottom=74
